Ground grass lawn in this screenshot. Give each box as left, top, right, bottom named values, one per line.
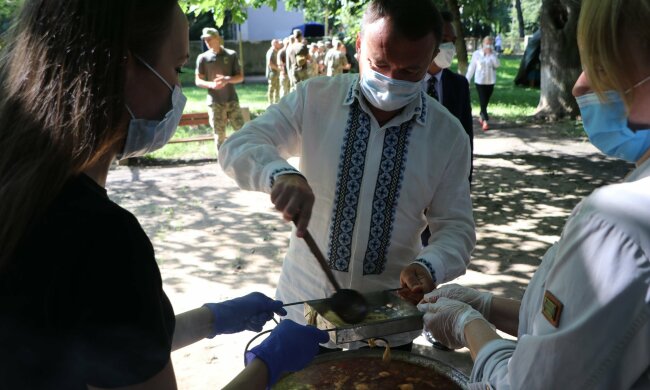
left=144, top=57, right=549, bottom=161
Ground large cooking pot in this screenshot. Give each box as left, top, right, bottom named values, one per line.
left=273, top=348, right=469, bottom=389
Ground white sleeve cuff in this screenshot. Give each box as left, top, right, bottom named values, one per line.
left=262, top=160, right=304, bottom=192
left=411, top=259, right=437, bottom=285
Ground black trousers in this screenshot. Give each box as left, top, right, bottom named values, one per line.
left=475, top=83, right=495, bottom=121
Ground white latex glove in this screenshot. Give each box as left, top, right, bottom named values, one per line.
left=421, top=283, right=493, bottom=319
left=418, top=297, right=488, bottom=350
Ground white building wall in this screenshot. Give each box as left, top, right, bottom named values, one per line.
left=239, top=0, right=304, bottom=42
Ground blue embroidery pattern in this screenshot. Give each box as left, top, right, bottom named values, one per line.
left=415, top=258, right=437, bottom=284
left=418, top=91, right=428, bottom=123
left=328, top=102, right=371, bottom=272
left=345, top=82, right=356, bottom=104
left=269, top=167, right=301, bottom=188
left=362, top=121, right=414, bottom=275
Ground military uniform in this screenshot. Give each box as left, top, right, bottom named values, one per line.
left=277, top=47, right=290, bottom=98
left=310, top=50, right=324, bottom=77
left=265, top=46, right=280, bottom=104
left=289, top=42, right=310, bottom=90
left=325, top=48, right=349, bottom=77
left=195, top=47, right=244, bottom=148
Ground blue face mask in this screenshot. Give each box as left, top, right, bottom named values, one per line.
left=576, top=88, right=650, bottom=163
left=359, top=68, right=423, bottom=111
left=117, top=56, right=187, bottom=160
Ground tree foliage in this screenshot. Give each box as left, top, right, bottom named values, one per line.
left=0, top=0, right=22, bottom=33
left=182, top=0, right=513, bottom=40
left=511, top=0, right=541, bottom=36
left=0, top=0, right=21, bottom=20
left=180, top=0, right=278, bottom=26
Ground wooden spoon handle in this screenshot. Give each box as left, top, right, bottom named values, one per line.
left=302, top=229, right=342, bottom=292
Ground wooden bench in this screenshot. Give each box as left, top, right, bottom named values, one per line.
left=169, top=108, right=251, bottom=144
left=178, top=112, right=210, bottom=127
left=169, top=112, right=212, bottom=144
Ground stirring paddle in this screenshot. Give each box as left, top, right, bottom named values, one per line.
left=301, top=229, right=369, bottom=324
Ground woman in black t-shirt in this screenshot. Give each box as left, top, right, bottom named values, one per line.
left=0, top=1, right=327, bottom=389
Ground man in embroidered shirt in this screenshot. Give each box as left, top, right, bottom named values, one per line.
left=219, top=0, right=475, bottom=350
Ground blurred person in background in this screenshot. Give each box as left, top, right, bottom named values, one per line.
left=324, top=38, right=351, bottom=77
left=287, top=29, right=311, bottom=90
left=265, top=39, right=282, bottom=104
left=466, top=36, right=500, bottom=131
left=195, top=27, right=244, bottom=152
left=277, top=37, right=291, bottom=98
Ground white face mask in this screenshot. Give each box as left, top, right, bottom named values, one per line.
left=117, top=56, right=187, bottom=160
left=359, top=68, right=422, bottom=111
left=433, top=42, right=456, bottom=69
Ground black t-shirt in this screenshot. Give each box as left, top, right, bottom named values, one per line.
left=0, top=174, right=175, bottom=389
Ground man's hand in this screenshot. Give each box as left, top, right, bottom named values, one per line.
left=270, top=174, right=315, bottom=238
left=398, top=263, right=436, bottom=304
left=211, top=75, right=229, bottom=90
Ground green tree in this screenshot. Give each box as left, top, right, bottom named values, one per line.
left=511, top=0, right=541, bottom=36
left=181, top=0, right=278, bottom=26
left=184, top=0, right=578, bottom=120
left=513, top=0, right=525, bottom=37
left=0, top=0, right=22, bottom=20
left=0, top=0, right=22, bottom=48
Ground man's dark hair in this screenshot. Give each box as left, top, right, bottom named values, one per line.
left=362, top=0, right=443, bottom=44
left=440, top=10, right=454, bottom=24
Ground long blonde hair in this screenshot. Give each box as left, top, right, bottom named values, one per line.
left=577, top=0, right=650, bottom=107
left=0, top=0, right=177, bottom=268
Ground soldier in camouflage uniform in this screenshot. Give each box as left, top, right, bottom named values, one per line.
left=195, top=28, right=244, bottom=152
left=277, top=37, right=291, bottom=98
left=308, top=43, right=320, bottom=77
left=288, top=29, right=310, bottom=91
left=265, top=39, right=282, bottom=104
left=324, top=39, right=351, bottom=77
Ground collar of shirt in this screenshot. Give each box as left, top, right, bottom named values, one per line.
left=343, top=75, right=429, bottom=126
left=626, top=154, right=650, bottom=182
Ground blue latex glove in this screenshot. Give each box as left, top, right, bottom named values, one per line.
left=203, top=292, right=287, bottom=337
left=245, top=319, right=329, bottom=386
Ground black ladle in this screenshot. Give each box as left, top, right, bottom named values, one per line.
left=301, top=229, right=369, bottom=324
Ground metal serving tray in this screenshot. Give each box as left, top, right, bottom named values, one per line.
left=303, top=289, right=424, bottom=344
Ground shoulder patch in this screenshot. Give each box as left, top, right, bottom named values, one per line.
left=542, top=290, right=563, bottom=328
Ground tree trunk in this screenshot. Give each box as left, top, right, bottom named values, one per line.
left=535, top=0, right=582, bottom=120
left=446, top=0, right=468, bottom=75
left=514, top=0, right=525, bottom=38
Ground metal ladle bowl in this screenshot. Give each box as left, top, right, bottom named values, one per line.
left=328, top=288, right=369, bottom=324
left=302, top=230, right=369, bottom=324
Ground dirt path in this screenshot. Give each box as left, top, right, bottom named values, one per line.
left=106, top=123, right=632, bottom=389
